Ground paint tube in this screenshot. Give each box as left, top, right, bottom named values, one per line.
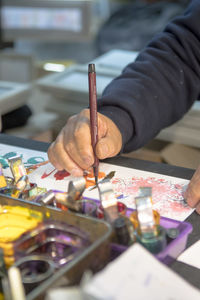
left=0, top=163, right=7, bottom=189
left=11, top=175, right=29, bottom=198
left=98, top=179, right=119, bottom=223
left=135, top=195, right=167, bottom=253
left=38, top=190, right=55, bottom=206
left=135, top=195, right=157, bottom=238
left=8, top=155, right=27, bottom=183
left=55, top=178, right=86, bottom=211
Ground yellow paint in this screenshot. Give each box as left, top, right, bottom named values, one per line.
left=0, top=293, right=4, bottom=300
left=46, top=211, right=51, bottom=218
left=0, top=206, right=43, bottom=243
left=0, top=175, right=7, bottom=188
left=4, top=255, right=14, bottom=267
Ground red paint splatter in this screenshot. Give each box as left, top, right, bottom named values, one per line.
left=54, top=170, right=70, bottom=180
left=41, top=168, right=56, bottom=179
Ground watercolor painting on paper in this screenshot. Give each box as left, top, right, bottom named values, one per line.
left=0, top=143, right=193, bottom=221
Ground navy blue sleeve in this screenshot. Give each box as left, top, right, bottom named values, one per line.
left=97, top=0, right=200, bottom=152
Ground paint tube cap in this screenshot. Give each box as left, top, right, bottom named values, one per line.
left=166, top=227, right=180, bottom=240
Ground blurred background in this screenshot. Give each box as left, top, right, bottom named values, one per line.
left=1, top=0, right=200, bottom=169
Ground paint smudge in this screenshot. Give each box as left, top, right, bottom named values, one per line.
left=84, top=170, right=106, bottom=188
left=26, top=160, right=49, bottom=174
left=41, top=168, right=56, bottom=179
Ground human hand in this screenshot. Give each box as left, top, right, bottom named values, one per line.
left=185, top=165, right=200, bottom=214
left=48, top=109, right=122, bottom=176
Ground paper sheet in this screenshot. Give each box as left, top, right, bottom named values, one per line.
left=83, top=243, right=200, bottom=300
left=0, top=143, right=194, bottom=221
left=0, top=143, right=48, bottom=170
left=178, top=240, right=200, bottom=269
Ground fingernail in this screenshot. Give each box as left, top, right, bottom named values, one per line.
left=71, top=168, right=83, bottom=177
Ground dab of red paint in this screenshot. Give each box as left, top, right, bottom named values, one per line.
left=54, top=170, right=70, bottom=180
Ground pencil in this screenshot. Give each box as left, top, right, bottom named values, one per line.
left=88, top=63, right=99, bottom=185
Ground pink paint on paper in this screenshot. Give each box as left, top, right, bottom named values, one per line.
left=111, top=176, right=191, bottom=220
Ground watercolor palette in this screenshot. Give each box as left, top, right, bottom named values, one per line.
left=13, top=221, right=91, bottom=267
left=0, top=194, right=112, bottom=299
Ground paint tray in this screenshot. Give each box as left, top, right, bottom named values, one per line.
left=0, top=194, right=112, bottom=300
left=13, top=221, right=91, bottom=267
left=111, top=212, right=193, bottom=265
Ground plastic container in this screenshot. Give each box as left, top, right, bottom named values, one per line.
left=111, top=212, right=192, bottom=265
left=83, top=197, right=192, bottom=265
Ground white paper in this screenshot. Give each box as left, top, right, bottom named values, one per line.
left=178, top=240, right=200, bottom=269
left=83, top=243, right=200, bottom=300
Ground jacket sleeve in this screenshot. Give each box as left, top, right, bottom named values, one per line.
left=97, top=0, right=200, bottom=152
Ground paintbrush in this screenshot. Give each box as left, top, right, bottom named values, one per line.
left=88, top=63, right=99, bottom=185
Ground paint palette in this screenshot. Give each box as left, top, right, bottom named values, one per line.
left=0, top=194, right=112, bottom=299
left=14, top=221, right=91, bottom=267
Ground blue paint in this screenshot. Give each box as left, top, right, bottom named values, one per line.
left=0, top=152, right=45, bottom=169
left=24, top=157, right=45, bottom=167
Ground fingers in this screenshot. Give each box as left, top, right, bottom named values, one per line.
left=48, top=133, right=84, bottom=176
left=48, top=109, right=97, bottom=175
left=185, top=165, right=200, bottom=214
left=48, top=109, right=122, bottom=175
left=71, top=113, right=94, bottom=169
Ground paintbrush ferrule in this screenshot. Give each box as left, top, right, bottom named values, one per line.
left=89, top=63, right=95, bottom=73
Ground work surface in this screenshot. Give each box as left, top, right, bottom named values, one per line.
left=1, top=133, right=200, bottom=289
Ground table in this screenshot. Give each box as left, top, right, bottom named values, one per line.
left=1, top=133, right=200, bottom=289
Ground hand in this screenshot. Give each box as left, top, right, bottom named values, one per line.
left=185, top=165, right=200, bottom=214
left=48, top=109, right=122, bottom=176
